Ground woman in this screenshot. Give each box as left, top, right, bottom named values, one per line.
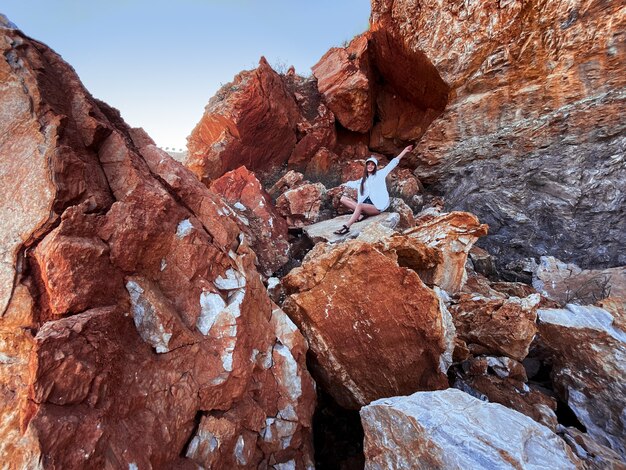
left=334, top=145, right=414, bottom=235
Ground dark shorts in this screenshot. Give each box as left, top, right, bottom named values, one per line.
left=363, top=197, right=373, bottom=205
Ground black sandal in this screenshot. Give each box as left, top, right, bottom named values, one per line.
left=333, top=225, right=350, bottom=235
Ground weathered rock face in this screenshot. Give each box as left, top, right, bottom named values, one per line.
left=450, top=293, right=540, bottom=361
left=210, top=166, right=290, bottom=276
left=371, top=0, right=626, bottom=270
left=538, top=305, right=626, bottom=459
left=312, top=35, right=374, bottom=134
left=533, top=256, right=626, bottom=306
left=0, top=27, right=315, bottom=469
left=453, top=356, right=558, bottom=431
left=284, top=74, right=337, bottom=172
left=282, top=237, right=454, bottom=409
left=360, top=389, right=582, bottom=469
left=276, top=182, right=327, bottom=228
left=186, top=56, right=300, bottom=184
left=404, top=212, right=488, bottom=293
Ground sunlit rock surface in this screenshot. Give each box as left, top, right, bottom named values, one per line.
left=360, top=388, right=582, bottom=469
left=404, top=212, right=488, bottom=293
left=0, top=27, right=315, bottom=469
left=371, top=0, right=626, bottom=270
left=282, top=237, right=453, bottom=409
left=210, top=166, right=290, bottom=276
left=538, top=304, right=626, bottom=459
left=312, top=34, right=374, bottom=133
left=186, top=56, right=300, bottom=184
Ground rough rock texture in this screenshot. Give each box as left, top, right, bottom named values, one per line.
left=453, top=356, right=558, bottom=431
left=312, top=35, right=374, bottom=133
left=404, top=212, right=488, bottom=293
left=0, top=27, right=315, bottom=469
left=538, top=305, right=626, bottom=459
left=282, top=238, right=454, bottom=409
left=186, top=56, right=300, bottom=184
left=360, top=388, right=581, bottom=469
left=302, top=212, right=399, bottom=244
left=210, top=166, right=290, bottom=276
left=275, top=182, right=327, bottom=228
left=284, top=73, right=337, bottom=171
left=533, top=256, right=626, bottom=306
left=560, top=426, right=626, bottom=470
left=268, top=170, right=305, bottom=200
left=371, top=0, right=626, bottom=270
left=450, top=293, right=540, bottom=361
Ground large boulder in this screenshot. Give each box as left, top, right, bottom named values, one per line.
left=312, top=34, right=374, bottom=133
left=186, top=57, right=300, bottom=184
left=404, top=211, right=488, bottom=293
left=210, top=166, right=290, bottom=277
left=282, top=237, right=454, bottom=409
left=360, top=388, right=582, bottom=469
left=0, top=27, right=315, bottom=469
left=538, top=304, right=626, bottom=459
left=449, top=293, right=540, bottom=361
left=371, top=0, right=626, bottom=270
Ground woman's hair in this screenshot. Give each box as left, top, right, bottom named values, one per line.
left=360, top=161, right=376, bottom=194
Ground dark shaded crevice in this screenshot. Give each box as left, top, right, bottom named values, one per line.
left=313, top=387, right=365, bottom=470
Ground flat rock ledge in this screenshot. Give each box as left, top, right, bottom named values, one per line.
left=303, top=212, right=400, bottom=244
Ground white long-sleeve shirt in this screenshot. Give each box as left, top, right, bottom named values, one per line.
left=343, top=156, right=401, bottom=211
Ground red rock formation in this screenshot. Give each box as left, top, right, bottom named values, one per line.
left=312, top=35, right=374, bottom=134
left=282, top=238, right=453, bottom=409
left=186, top=57, right=300, bottom=184
left=284, top=74, right=337, bottom=171
left=210, top=166, right=290, bottom=276
left=0, top=27, right=315, bottom=468
left=276, top=182, right=327, bottom=228
left=450, top=293, right=540, bottom=361
left=371, top=0, right=625, bottom=269
left=404, top=212, right=488, bottom=293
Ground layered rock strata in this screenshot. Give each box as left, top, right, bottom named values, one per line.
left=0, top=27, right=315, bottom=469
left=371, top=0, right=626, bottom=270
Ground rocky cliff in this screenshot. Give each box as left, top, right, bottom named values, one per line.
left=370, top=0, right=626, bottom=272
left=0, top=24, right=315, bottom=468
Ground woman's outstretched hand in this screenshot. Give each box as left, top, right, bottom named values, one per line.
left=399, top=144, right=414, bottom=159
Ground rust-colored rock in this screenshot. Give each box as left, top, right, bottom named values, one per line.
left=450, top=293, right=540, bottom=361
left=371, top=0, right=626, bottom=269
left=312, top=34, right=374, bottom=133
left=284, top=74, right=337, bottom=171
left=275, top=182, right=327, bottom=228
left=210, top=166, right=290, bottom=276
left=404, top=211, right=488, bottom=293
left=282, top=238, right=454, bottom=409
left=538, top=305, right=626, bottom=459
left=0, top=27, right=315, bottom=469
left=186, top=57, right=300, bottom=184
left=267, top=169, right=305, bottom=200
left=454, top=356, right=558, bottom=430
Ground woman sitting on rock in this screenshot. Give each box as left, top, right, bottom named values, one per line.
left=334, top=145, right=414, bottom=235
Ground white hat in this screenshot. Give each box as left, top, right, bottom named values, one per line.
left=365, top=156, right=378, bottom=165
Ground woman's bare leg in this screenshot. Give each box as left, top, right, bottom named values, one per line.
left=339, top=196, right=357, bottom=211
left=346, top=203, right=380, bottom=227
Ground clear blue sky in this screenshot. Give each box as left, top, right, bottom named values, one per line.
left=4, top=1, right=371, bottom=150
